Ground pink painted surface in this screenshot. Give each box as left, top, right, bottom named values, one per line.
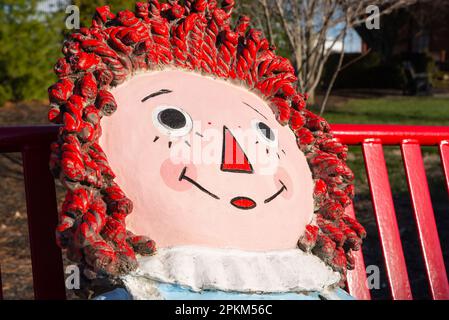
left=100, top=70, right=315, bottom=251
left=345, top=204, right=371, bottom=300
left=362, top=139, right=412, bottom=300
left=401, top=140, right=449, bottom=300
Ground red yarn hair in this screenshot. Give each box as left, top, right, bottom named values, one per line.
left=48, top=0, right=366, bottom=284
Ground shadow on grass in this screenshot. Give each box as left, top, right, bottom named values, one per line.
left=325, top=109, right=449, bottom=124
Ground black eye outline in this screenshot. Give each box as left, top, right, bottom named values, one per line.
left=251, top=119, right=278, bottom=147
left=152, top=105, right=193, bottom=137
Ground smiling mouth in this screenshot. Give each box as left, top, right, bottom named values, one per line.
left=178, top=167, right=287, bottom=210
left=264, top=180, right=287, bottom=204
left=179, top=167, right=220, bottom=200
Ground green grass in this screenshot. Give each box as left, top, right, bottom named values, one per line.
left=316, top=97, right=449, bottom=126
left=310, top=96, right=449, bottom=195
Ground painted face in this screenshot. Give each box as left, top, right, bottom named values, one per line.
left=100, top=70, right=314, bottom=251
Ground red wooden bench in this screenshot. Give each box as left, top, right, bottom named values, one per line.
left=0, top=124, right=448, bottom=300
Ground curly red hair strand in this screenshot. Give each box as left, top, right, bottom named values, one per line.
left=48, top=0, right=365, bottom=284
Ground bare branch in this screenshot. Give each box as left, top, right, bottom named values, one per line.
left=349, top=0, right=417, bottom=27
left=252, top=0, right=416, bottom=104
left=340, top=48, right=372, bottom=72
left=320, top=13, right=350, bottom=115
left=258, top=0, right=274, bottom=43
left=274, top=0, right=297, bottom=49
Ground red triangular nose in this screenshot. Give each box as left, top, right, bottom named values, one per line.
left=221, top=126, right=254, bottom=174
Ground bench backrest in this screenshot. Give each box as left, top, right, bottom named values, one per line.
left=336, top=124, right=449, bottom=300
left=0, top=124, right=448, bottom=300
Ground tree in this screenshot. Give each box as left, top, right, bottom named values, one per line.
left=71, top=0, right=137, bottom=27
left=237, top=0, right=417, bottom=113
left=0, top=0, right=65, bottom=106
left=0, top=0, right=142, bottom=106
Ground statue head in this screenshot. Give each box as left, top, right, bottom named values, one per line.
left=48, top=0, right=365, bottom=284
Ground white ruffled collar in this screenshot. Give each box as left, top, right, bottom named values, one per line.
left=122, top=246, right=340, bottom=296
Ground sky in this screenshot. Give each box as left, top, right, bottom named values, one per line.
left=344, top=29, right=362, bottom=53
left=37, top=0, right=67, bottom=13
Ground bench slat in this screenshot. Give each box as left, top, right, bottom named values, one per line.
left=345, top=204, right=371, bottom=300
left=401, top=140, right=449, bottom=300
left=439, top=141, right=449, bottom=197
left=362, top=140, right=413, bottom=300
left=22, top=146, right=66, bottom=300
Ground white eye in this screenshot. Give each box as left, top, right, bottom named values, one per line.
left=152, top=106, right=193, bottom=137
left=251, top=119, right=278, bottom=148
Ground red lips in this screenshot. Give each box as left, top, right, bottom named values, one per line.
left=230, top=197, right=257, bottom=210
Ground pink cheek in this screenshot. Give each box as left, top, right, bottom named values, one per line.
left=274, top=167, right=293, bottom=200
left=160, top=159, right=197, bottom=191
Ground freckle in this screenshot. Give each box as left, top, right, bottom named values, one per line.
left=208, top=122, right=212, bottom=125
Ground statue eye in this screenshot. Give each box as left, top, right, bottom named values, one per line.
left=152, top=106, right=193, bottom=137
left=159, top=108, right=186, bottom=129
left=257, top=122, right=275, bottom=141
left=252, top=120, right=278, bottom=147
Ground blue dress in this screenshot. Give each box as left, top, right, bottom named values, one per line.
left=94, top=247, right=355, bottom=300
left=95, top=283, right=354, bottom=300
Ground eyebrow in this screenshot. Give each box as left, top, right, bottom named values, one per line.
left=141, top=89, right=173, bottom=102
left=243, top=102, right=268, bottom=120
